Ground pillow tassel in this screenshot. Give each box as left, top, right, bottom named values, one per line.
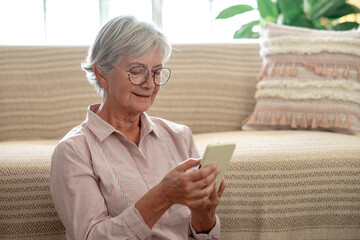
left=269, top=62, right=276, bottom=76
left=344, top=112, right=351, bottom=129
left=261, top=110, right=267, bottom=124
left=300, top=112, right=308, bottom=128
left=288, top=62, right=297, bottom=76
left=320, top=112, right=329, bottom=128
left=344, top=64, right=350, bottom=79
left=321, top=63, right=327, bottom=76
left=311, top=112, right=318, bottom=128
left=314, top=63, right=321, bottom=75
left=332, top=63, right=338, bottom=78
left=291, top=111, right=297, bottom=128
left=258, top=63, right=268, bottom=81
left=304, top=62, right=314, bottom=71
left=279, top=111, right=287, bottom=126
left=280, top=62, right=286, bottom=76
left=270, top=110, right=277, bottom=125
left=334, top=112, right=341, bottom=128
left=249, top=110, right=258, bottom=124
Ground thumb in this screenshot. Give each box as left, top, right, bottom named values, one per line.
left=177, top=158, right=201, bottom=173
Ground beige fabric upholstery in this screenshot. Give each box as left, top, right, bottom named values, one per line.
left=2, top=131, right=360, bottom=240
left=0, top=43, right=261, bottom=141
left=0, top=47, right=101, bottom=141
left=0, top=141, right=64, bottom=239
left=194, top=130, right=360, bottom=239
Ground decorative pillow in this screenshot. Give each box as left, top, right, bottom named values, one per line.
left=242, top=23, right=360, bottom=135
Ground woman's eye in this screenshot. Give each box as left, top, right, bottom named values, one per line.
left=130, top=68, right=145, bottom=75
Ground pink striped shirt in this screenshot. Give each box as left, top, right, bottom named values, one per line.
left=50, top=104, right=220, bottom=240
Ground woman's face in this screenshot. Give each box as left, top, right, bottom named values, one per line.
left=103, top=46, right=163, bottom=115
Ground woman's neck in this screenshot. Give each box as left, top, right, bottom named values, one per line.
left=95, top=103, right=142, bottom=145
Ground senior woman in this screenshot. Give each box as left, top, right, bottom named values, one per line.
left=50, top=15, right=225, bottom=240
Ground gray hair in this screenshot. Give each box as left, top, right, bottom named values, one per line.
left=82, top=15, right=172, bottom=94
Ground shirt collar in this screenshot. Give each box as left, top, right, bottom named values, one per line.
left=140, top=112, right=161, bottom=139
left=86, top=104, right=160, bottom=142
left=86, top=104, right=116, bottom=142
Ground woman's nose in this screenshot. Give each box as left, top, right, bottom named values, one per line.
left=142, top=71, right=156, bottom=87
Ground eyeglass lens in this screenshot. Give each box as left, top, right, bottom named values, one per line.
left=128, top=66, right=171, bottom=86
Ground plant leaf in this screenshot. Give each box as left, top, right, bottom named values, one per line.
left=257, top=0, right=279, bottom=21
left=333, top=21, right=359, bottom=31
left=323, top=3, right=360, bottom=19
left=282, top=13, right=316, bottom=29
left=304, top=0, right=318, bottom=13
left=216, top=4, right=254, bottom=19
left=278, top=0, right=303, bottom=22
left=307, top=0, right=346, bottom=20
left=233, top=20, right=261, bottom=39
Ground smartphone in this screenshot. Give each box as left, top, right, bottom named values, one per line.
left=200, top=142, right=236, bottom=190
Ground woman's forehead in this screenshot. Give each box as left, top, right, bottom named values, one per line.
left=120, top=47, right=163, bottom=67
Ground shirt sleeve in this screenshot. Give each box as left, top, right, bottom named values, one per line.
left=50, top=137, right=153, bottom=240
left=189, top=215, right=221, bottom=240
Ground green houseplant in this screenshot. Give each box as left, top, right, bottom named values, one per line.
left=216, top=0, right=360, bottom=38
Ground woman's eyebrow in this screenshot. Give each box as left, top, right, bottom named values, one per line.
left=127, top=62, right=146, bottom=68
left=127, top=62, right=163, bottom=69
left=152, top=64, right=163, bottom=69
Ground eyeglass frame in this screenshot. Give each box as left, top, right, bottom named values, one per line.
left=127, top=66, right=171, bottom=86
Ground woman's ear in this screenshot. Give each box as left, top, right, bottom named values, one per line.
left=93, top=65, right=108, bottom=89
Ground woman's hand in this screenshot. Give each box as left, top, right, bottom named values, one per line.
left=135, top=159, right=223, bottom=229
left=158, top=159, right=226, bottom=232
left=159, top=159, right=220, bottom=207
left=190, top=177, right=226, bottom=233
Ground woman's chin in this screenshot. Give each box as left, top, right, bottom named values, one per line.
left=132, top=103, right=152, bottom=113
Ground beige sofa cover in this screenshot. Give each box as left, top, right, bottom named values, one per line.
left=1, top=43, right=360, bottom=240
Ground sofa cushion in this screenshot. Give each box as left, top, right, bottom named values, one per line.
left=194, top=130, right=360, bottom=239
left=0, top=46, right=102, bottom=142
left=2, top=132, right=360, bottom=240
left=242, top=23, right=360, bottom=135
left=0, top=141, right=65, bottom=240
left=0, top=44, right=262, bottom=142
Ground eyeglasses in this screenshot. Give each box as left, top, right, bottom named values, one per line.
left=127, top=66, right=171, bottom=86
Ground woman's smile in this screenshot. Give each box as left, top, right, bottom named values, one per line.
left=132, top=91, right=152, bottom=98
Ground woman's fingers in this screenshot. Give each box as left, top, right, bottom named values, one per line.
left=179, top=165, right=219, bottom=197
left=187, top=163, right=219, bottom=182
left=176, top=158, right=201, bottom=173
left=189, top=178, right=216, bottom=197
left=217, top=178, right=226, bottom=198
left=160, top=160, right=222, bottom=207
left=187, top=180, right=221, bottom=210
left=183, top=181, right=217, bottom=206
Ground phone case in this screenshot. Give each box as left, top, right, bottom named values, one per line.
left=201, top=142, right=236, bottom=190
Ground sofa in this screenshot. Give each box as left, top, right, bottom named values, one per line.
left=1, top=42, right=360, bottom=240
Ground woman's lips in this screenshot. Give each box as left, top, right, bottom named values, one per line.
left=132, top=92, right=151, bottom=98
